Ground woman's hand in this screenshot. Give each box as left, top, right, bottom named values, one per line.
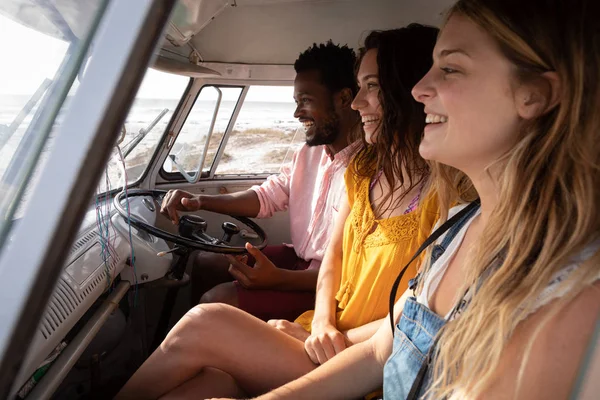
left=304, top=322, right=347, bottom=364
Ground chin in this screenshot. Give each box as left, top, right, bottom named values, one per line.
left=365, top=129, right=379, bottom=145
left=418, top=142, right=438, bottom=162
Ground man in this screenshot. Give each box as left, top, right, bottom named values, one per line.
left=160, top=40, right=360, bottom=321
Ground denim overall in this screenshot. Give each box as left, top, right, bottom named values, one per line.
left=382, top=205, right=479, bottom=400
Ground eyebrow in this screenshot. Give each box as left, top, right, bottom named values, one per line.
left=357, top=73, right=379, bottom=82
left=438, top=48, right=471, bottom=58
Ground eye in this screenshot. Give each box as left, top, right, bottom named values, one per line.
left=440, top=66, right=458, bottom=75
left=367, top=82, right=379, bottom=89
left=302, top=97, right=311, bottom=104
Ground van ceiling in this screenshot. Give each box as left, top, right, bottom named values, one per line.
left=161, top=0, right=454, bottom=65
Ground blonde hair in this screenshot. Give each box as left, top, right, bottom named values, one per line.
left=424, top=0, right=600, bottom=398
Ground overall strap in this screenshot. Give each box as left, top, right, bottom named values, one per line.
left=405, top=286, right=469, bottom=400
left=408, top=203, right=482, bottom=294
left=388, top=200, right=481, bottom=334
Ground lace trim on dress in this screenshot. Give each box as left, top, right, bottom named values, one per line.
left=350, top=173, right=420, bottom=252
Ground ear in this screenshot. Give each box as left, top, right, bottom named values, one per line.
left=516, top=71, right=561, bottom=120
left=337, top=87, right=354, bottom=109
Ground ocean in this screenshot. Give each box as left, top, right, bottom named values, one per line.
left=0, top=95, right=304, bottom=216
left=0, top=95, right=304, bottom=182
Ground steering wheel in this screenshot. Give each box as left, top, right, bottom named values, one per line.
left=113, top=189, right=267, bottom=254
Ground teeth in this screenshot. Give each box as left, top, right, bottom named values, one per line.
left=361, top=115, right=379, bottom=123
left=425, top=114, right=448, bottom=124
left=361, top=115, right=380, bottom=127
left=302, top=121, right=314, bottom=128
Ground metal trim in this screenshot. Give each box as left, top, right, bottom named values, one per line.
left=0, top=0, right=178, bottom=395
left=209, top=85, right=249, bottom=178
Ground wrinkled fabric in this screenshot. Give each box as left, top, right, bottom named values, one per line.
left=251, top=142, right=360, bottom=269
left=296, top=158, right=438, bottom=332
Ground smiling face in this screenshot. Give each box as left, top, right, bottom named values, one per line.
left=412, top=14, right=523, bottom=175
left=351, top=49, right=383, bottom=144
left=293, top=70, right=341, bottom=146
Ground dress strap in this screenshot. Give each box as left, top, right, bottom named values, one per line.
left=369, top=168, right=383, bottom=191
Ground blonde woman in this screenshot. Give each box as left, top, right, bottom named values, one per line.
left=210, top=0, right=600, bottom=399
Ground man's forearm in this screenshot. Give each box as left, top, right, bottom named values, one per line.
left=276, top=268, right=319, bottom=291
left=198, top=190, right=261, bottom=217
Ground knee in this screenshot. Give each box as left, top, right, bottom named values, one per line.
left=199, top=282, right=239, bottom=306
left=161, top=303, right=230, bottom=354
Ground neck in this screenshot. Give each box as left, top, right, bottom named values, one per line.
left=326, top=111, right=359, bottom=157
left=466, top=167, right=500, bottom=227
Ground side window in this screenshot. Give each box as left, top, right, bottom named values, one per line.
left=162, top=85, right=242, bottom=178
left=214, top=85, right=303, bottom=176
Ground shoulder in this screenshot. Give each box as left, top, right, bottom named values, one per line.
left=526, top=241, right=600, bottom=315
left=284, top=144, right=327, bottom=177
left=293, top=143, right=326, bottom=161
left=344, top=153, right=373, bottom=194
left=335, top=140, right=363, bottom=166
left=482, top=280, right=600, bottom=399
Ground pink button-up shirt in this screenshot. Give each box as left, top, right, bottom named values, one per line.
left=251, top=141, right=360, bottom=270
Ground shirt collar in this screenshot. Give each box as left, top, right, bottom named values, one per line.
left=331, top=140, right=362, bottom=165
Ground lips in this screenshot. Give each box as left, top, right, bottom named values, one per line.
left=361, top=114, right=380, bottom=129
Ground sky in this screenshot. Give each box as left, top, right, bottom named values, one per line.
left=0, top=12, right=294, bottom=102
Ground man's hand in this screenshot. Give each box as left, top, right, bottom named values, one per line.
left=225, top=243, right=283, bottom=290
left=268, top=319, right=310, bottom=342
left=160, top=189, right=202, bottom=224
left=304, top=322, right=347, bottom=365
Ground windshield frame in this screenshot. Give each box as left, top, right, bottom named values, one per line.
left=97, top=75, right=193, bottom=200
left=0, top=0, right=180, bottom=394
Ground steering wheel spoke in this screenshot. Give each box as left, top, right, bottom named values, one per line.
left=113, top=189, right=267, bottom=254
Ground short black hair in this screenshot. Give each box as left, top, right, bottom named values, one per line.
left=294, top=40, right=358, bottom=96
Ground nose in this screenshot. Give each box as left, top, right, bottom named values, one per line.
left=293, top=103, right=302, bottom=119
left=411, top=67, right=436, bottom=104
left=351, top=88, right=367, bottom=111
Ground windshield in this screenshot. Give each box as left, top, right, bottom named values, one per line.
left=0, top=13, right=189, bottom=216
left=0, top=10, right=72, bottom=221
left=99, top=70, right=189, bottom=193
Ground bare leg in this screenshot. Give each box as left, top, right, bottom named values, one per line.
left=190, top=252, right=233, bottom=305
left=115, top=304, right=317, bottom=400
left=199, top=282, right=239, bottom=307
left=159, top=367, right=246, bottom=400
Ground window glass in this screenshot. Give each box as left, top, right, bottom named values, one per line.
left=99, top=69, right=189, bottom=192
left=0, top=2, right=101, bottom=230
left=163, top=85, right=242, bottom=176
left=214, top=85, right=303, bottom=176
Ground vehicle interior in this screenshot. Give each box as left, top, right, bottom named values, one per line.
left=0, top=0, right=598, bottom=399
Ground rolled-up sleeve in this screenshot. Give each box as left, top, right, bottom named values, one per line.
left=250, top=159, right=293, bottom=218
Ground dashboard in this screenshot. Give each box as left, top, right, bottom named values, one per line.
left=11, top=199, right=173, bottom=396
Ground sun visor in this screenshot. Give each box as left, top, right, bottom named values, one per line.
left=0, top=0, right=230, bottom=46
left=0, top=0, right=102, bottom=42
left=165, top=0, right=230, bottom=47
